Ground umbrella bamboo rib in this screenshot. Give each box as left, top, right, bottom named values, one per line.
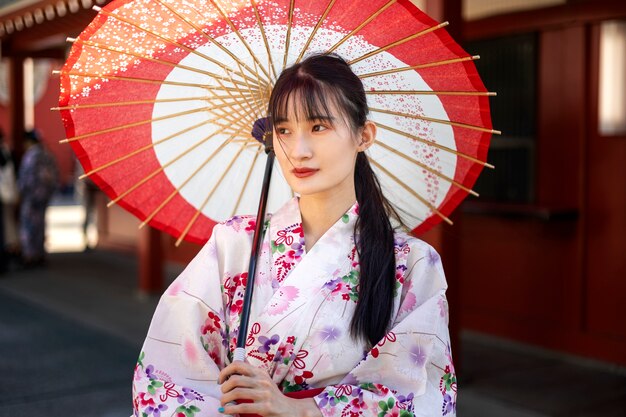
left=326, top=0, right=397, bottom=54
left=349, top=22, right=448, bottom=65
left=374, top=140, right=478, bottom=196
left=370, top=160, right=453, bottom=225
left=93, top=6, right=259, bottom=86
left=225, top=61, right=266, bottom=123
left=367, top=90, right=496, bottom=96
left=141, top=130, right=250, bottom=231
left=370, top=107, right=501, bottom=135
left=358, top=55, right=480, bottom=78
left=79, top=116, right=230, bottom=179
left=206, top=0, right=272, bottom=81
left=282, top=0, right=296, bottom=71
left=174, top=136, right=253, bottom=246
left=55, top=70, right=258, bottom=94
left=59, top=103, right=240, bottom=143
left=52, top=96, right=232, bottom=111
left=295, top=0, right=338, bottom=64
left=376, top=121, right=495, bottom=168
left=68, top=38, right=263, bottom=89
left=155, top=0, right=270, bottom=86
left=107, top=125, right=245, bottom=207
left=231, top=145, right=263, bottom=218
left=250, top=0, right=277, bottom=80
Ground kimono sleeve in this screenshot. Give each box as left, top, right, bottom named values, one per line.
left=131, top=224, right=232, bottom=417
left=314, top=240, right=457, bottom=417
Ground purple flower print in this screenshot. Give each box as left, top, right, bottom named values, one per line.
left=225, top=216, right=243, bottom=227
left=317, top=391, right=338, bottom=407
left=145, top=365, right=156, bottom=380
left=319, top=326, right=341, bottom=342
left=427, top=248, right=440, bottom=266
left=442, top=393, right=456, bottom=415
left=146, top=404, right=168, bottom=417
left=177, top=387, right=204, bottom=403
left=410, top=344, right=427, bottom=367
left=290, top=241, right=305, bottom=257
left=323, top=277, right=341, bottom=290
left=258, top=334, right=280, bottom=353
left=397, top=392, right=414, bottom=403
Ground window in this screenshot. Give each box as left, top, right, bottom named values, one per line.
left=599, top=20, right=626, bottom=136
left=465, top=33, right=537, bottom=203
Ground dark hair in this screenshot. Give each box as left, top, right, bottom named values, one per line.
left=268, top=54, right=400, bottom=347
left=23, top=130, right=41, bottom=143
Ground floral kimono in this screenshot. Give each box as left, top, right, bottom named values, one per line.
left=132, top=198, right=457, bottom=417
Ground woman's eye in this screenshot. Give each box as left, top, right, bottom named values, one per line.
left=312, top=124, right=327, bottom=132
left=277, top=127, right=290, bottom=135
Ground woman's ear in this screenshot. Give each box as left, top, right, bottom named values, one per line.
left=358, top=120, right=376, bottom=152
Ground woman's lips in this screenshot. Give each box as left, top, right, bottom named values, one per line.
left=292, top=167, right=319, bottom=178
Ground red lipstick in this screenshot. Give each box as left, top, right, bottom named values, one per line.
left=292, top=167, right=319, bottom=178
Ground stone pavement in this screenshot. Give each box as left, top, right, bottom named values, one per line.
left=0, top=203, right=625, bottom=416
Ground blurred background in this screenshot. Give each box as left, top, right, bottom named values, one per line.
left=0, top=0, right=624, bottom=416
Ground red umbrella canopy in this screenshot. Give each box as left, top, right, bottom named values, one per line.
left=58, top=0, right=496, bottom=245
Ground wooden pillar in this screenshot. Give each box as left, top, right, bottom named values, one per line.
left=8, top=56, right=25, bottom=155
left=138, top=226, right=164, bottom=294
left=423, top=0, right=464, bottom=370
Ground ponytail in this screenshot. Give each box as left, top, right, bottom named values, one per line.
left=351, top=153, right=397, bottom=347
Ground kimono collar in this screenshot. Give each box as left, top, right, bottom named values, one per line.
left=268, top=197, right=359, bottom=255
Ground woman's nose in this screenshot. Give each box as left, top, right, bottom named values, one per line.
left=290, top=132, right=313, bottom=160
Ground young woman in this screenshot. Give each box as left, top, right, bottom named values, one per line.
left=132, top=54, right=456, bottom=417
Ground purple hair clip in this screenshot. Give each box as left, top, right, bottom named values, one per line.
left=251, top=117, right=272, bottom=145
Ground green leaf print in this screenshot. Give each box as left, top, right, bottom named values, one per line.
left=176, top=405, right=202, bottom=417
left=271, top=240, right=286, bottom=254
left=137, top=351, right=145, bottom=368
left=342, top=214, right=350, bottom=223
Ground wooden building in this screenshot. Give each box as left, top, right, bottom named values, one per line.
left=1, top=0, right=624, bottom=367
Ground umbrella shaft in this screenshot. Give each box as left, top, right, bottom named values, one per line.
left=237, top=151, right=275, bottom=350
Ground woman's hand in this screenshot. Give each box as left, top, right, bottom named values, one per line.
left=218, top=361, right=321, bottom=417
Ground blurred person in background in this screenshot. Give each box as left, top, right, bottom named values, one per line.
left=0, top=128, right=19, bottom=273
left=17, top=130, right=58, bottom=268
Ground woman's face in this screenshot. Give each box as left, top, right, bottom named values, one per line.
left=273, top=98, right=361, bottom=200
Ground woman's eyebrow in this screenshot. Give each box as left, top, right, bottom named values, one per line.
left=308, top=115, right=335, bottom=122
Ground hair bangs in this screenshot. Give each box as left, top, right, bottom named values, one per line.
left=270, top=73, right=340, bottom=126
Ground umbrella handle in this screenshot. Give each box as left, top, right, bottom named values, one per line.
left=233, top=347, right=246, bottom=362
left=236, top=150, right=275, bottom=350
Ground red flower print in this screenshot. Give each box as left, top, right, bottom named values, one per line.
left=371, top=347, right=379, bottom=358
left=335, top=384, right=353, bottom=397
left=292, top=224, right=304, bottom=237
left=275, top=229, right=294, bottom=245
left=286, top=336, right=295, bottom=344
left=245, top=220, right=256, bottom=232
left=230, top=299, right=243, bottom=314
left=293, top=349, right=309, bottom=369
left=294, top=370, right=314, bottom=384
left=138, top=392, right=155, bottom=406
left=159, top=382, right=180, bottom=402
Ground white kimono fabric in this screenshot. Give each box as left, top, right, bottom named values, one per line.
left=132, top=198, right=457, bottom=417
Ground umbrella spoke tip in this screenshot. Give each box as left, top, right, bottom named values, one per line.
left=493, top=129, right=502, bottom=135
left=59, top=139, right=69, bottom=144
left=52, top=70, right=61, bottom=76
left=92, top=5, right=101, bottom=12
left=485, top=162, right=495, bottom=169
left=66, top=37, right=76, bottom=43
